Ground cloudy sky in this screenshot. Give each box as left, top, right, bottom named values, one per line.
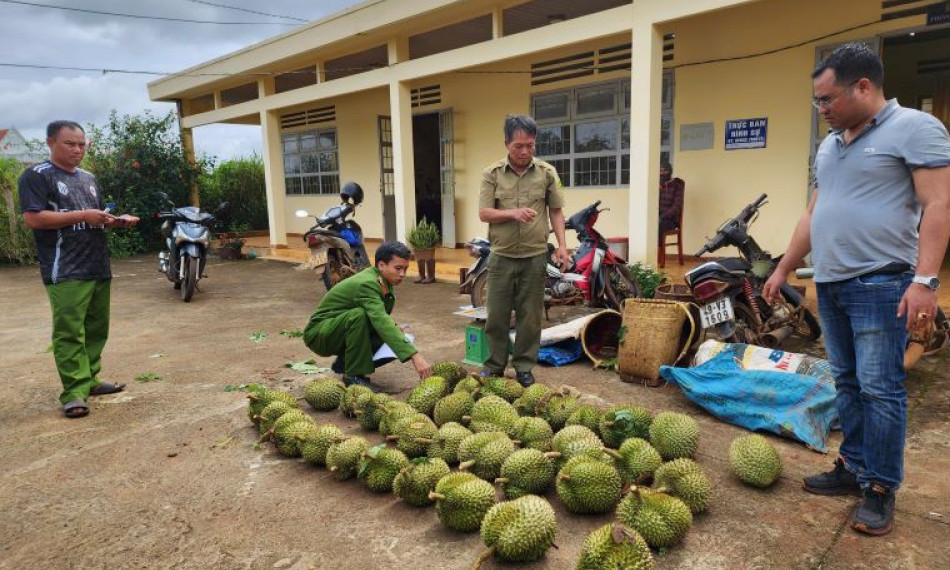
left=0, top=0, right=361, bottom=160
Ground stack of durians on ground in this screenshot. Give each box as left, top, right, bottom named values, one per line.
left=246, top=361, right=784, bottom=569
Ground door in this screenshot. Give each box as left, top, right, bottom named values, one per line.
left=378, top=116, right=396, bottom=242
left=439, top=109, right=456, bottom=248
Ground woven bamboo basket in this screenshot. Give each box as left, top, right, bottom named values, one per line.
left=618, top=298, right=696, bottom=386
left=580, top=310, right=622, bottom=368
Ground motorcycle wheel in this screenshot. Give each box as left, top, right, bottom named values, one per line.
left=181, top=256, right=198, bottom=302
left=322, top=254, right=345, bottom=292
left=795, top=307, right=822, bottom=341
left=354, top=244, right=370, bottom=270
left=470, top=271, right=489, bottom=308
left=603, top=264, right=642, bottom=311
left=726, top=301, right=760, bottom=344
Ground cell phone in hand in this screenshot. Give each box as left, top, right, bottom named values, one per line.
left=104, top=202, right=116, bottom=214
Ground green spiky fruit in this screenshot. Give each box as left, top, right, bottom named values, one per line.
left=432, top=361, right=467, bottom=388
left=388, top=413, right=438, bottom=458
left=599, top=406, right=653, bottom=448
left=478, top=376, right=525, bottom=403
left=263, top=409, right=312, bottom=441
left=552, top=425, right=606, bottom=468
left=454, top=376, right=482, bottom=396
left=552, top=425, right=600, bottom=449
left=358, top=444, right=409, bottom=492
left=430, top=472, right=496, bottom=532
left=555, top=455, right=623, bottom=514
left=341, top=384, right=373, bottom=418
left=537, top=390, right=580, bottom=431
left=653, top=458, right=712, bottom=513
left=476, top=495, right=557, bottom=565
left=247, top=388, right=298, bottom=425
left=427, top=421, right=473, bottom=464
left=257, top=400, right=296, bottom=434
left=304, top=378, right=346, bottom=411
left=648, top=412, right=700, bottom=460
left=407, top=375, right=449, bottom=416
left=565, top=404, right=602, bottom=434
left=614, top=438, right=663, bottom=486
left=353, top=392, right=392, bottom=431
left=466, top=395, right=519, bottom=436
left=377, top=401, right=416, bottom=437
left=729, top=434, right=782, bottom=488
left=496, top=449, right=561, bottom=499
left=392, top=457, right=452, bottom=507
left=299, top=424, right=344, bottom=466
left=433, top=392, right=475, bottom=426
left=577, top=523, right=655, bottom=570
left=458, top=431, right=517, bottom=481
left=274, top=420, right=318, bottom=457
left=616, top=487, right=693, bottom=549
left=513, top=383, right=551, bottom=416
left=326, top=436, right=371, bottom=480
left=512, top=416, right=554, bottom=451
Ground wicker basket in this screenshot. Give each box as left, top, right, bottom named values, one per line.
left=580, top=310, right=622, bottom=368
left=618, top=298, right=696, bottom=386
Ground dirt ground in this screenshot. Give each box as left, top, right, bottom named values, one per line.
left=1, top=256, right=949, bottom=570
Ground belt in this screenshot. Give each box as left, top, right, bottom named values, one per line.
left=860, top=262, right=911, bottom=278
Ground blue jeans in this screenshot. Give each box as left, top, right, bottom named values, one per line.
left=816, top=273, right=911, bottom=490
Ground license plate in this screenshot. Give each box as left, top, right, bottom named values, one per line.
left=699, top=296, right=735, bottom=328
left=310, top=250, right=328, bottom=267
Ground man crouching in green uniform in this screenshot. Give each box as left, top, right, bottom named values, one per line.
left=303, top=241, right=433, bottom=392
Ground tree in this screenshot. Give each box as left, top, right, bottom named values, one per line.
left=0, top=156, right=37, bottom=264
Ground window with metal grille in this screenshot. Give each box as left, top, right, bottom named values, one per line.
left=282, top=128, right=340, bottom=196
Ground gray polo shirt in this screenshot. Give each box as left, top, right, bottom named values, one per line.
left=811, top=99, right=950, bottom=283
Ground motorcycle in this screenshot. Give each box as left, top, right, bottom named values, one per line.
left=156, top=192, right=227, bottom=302
left=461, top=200, right=641, bottom=313
left=685, top=193, right=821, bottom=348
left=294, top=181, right=370, bottom=291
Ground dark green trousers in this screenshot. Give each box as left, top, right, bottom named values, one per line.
left=304, top=308, right=383, bottom=377
left=45, top=279, right=111, bottom=405
left=484, top=252, right=546, bottom=374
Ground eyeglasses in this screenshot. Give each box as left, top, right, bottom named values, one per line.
left=811, top=80, right=859, bottom=109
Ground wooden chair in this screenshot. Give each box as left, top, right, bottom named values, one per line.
left=658, top=203, right=684, bottom=269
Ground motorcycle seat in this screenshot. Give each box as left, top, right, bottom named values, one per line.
left=686, top=258, right=751, bottom=281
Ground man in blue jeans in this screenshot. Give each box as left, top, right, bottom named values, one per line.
left=765, top=43, right=950, bottom=535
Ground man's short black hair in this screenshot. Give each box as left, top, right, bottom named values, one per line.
left=811, top=42, right=884, bottom=88
left=504, top=114, right=537, bottom=143
left=660, top=161, right=673, bottom=172
left=375, top=241, right=412, bottom=266
left=47, top=120, right=84, bottom=139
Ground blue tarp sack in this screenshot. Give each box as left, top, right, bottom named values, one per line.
left=659, top=346, right=838, bottom=452
left=538, top=339, right=583, bottom=367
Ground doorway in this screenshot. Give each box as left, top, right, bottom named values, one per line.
left=412, top=113, right=443, bottom=232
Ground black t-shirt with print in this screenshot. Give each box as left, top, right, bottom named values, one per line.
left=18, top=161, right=111, bottom=285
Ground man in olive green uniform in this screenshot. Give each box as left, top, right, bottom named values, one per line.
left=304, top=242, right=433, bottom=391
left=479, top=115, right=570, bottom=387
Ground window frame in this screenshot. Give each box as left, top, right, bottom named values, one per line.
left=281, top=127, right=341, bottom=196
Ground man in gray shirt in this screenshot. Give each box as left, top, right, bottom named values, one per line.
left=765, top=43, right=950, bottom=536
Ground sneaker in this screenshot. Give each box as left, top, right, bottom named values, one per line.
left=515, top=371, right=535, bottom=388
left=343, top=375, right=382, bottom=393
left=851, top=483, right=895, bottom=536
left=331, top=356, right=345, bottom=375
left=803, top=457, right=862, bottom=496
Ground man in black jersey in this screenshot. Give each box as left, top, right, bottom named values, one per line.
left=19, top=120, right=139, bottom=418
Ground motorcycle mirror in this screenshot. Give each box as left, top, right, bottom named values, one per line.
left=157, top=191, right=169, bottom=201
left=294, top=209, right=310, bottom=218
left=217, top=202, right=228, bottom=211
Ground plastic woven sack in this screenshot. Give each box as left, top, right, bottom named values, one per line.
left=659, top=347, right=838, bottom=452
left=538, top=339, right=583, bottom=367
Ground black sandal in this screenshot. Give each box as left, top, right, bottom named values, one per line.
left=62, top=399, right=90, bottom=418
left=89, top=382, right=126, bottom=396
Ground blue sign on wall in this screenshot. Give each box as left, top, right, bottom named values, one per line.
left=725, top=117, right=768, bottom=150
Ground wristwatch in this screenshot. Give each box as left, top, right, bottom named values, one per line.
left=912, top=275, right=941, bottom=291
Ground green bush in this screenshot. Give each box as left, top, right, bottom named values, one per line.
left=627, top=261, right=666, bottom=299
left=0, top=157, right=37, bottom=265
left=406, top=217, right=440, bottom=250
left=202, top=156, right=268, bottom=231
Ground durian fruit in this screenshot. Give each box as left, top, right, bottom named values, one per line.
left=472, top=495, right=557, bottom=568
left=478, top=376, right=525, bottom=403
left=453, top=376, right=482, bottom=396
left=426, top=421, right=473, bottom=465
left=465, top=395, right=519, bottom=436
left=429, top=472, right=496, bottom=532
left=565, top=404, right=602, bottom=434
left=392, top=457, right=451, bottom=507
left=387, top=413, right=438, bottom=458
left=616, top=486, right=693, bottom=549
left=648, top=412, right=700, bottom=460
left=357, top=443, right=410, bottom=493
left=613, top=438, right=663, bottom=486
left=551, top=425, right=607, bottom=468
left=353, top=392, right=392, bottom=431
left=406, top=375, right=449, bottom=416
left=576, top=523, right=655, bottom=570
left=511, top=416, right=554, bottom=451
left=552, top=425, right=600, bottom=450
left=325, top=436, right=371, bottom=480
left=653, top=458, right=712, bottom=513
left=729, top=434, right=782, bottom=488
left=458, top=431, right=517, bottom=481
left=304, top=378, right=346, bottom=411
left=555, top=455, right=623, bottom=514
left=274, top=419, right=318, bottom=457
left=495, top=448, right=561, bottom=499
left=599, top=405, right=653, bottom=449
left=247, top=388, right=298, bottom=425
left=257, top=400, right=296, bottom=435
left=432, top=391, right=475, bottom=427
left=377, top=401, right=416, bottom=437
left=537, top=389, right=581, bottom=430
left=299, top=424, right=344, bottom=466
left=260, top=408, right=312, bottom=441
left=431, top=361, right=467, bottom=389
left=341, top=384, right=373, bottom=418
left=513, top=383, right=551, bottom=416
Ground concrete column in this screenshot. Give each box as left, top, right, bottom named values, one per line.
left=492, top=7, right=504, bottom=38
left=213, top=90, right=222, bottom=110
left=315, top=61, right=324, bottom=83
left=628, top=12, right=663, bottom=265
left=260, top=109, right=288, bottom=248
left=389, top=81, right=416, bottom=243
left=387, top=37, right=408, bottom=65
left=258, top=77, right=275, bottom=98
left=176, top=100, right=200, bottom=207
